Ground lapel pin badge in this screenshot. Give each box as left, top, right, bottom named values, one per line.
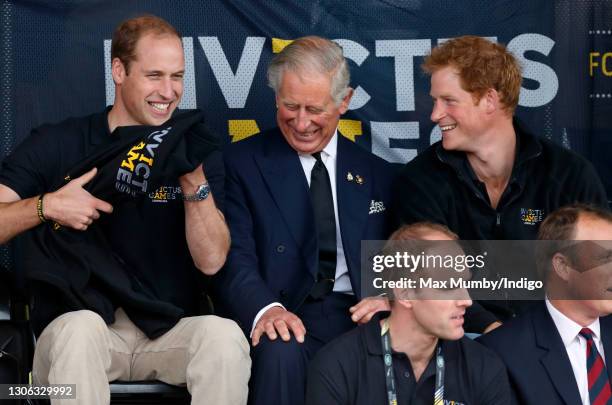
left=355, top=175, right=364, bottom=185
left=347, top=172, right=354, bottom=181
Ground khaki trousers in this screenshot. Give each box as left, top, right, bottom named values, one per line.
left=32, top=308, right=251, bottom=405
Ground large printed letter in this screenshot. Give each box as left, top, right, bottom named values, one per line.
left=199, top=36, right=265, bottom=108
left=370, top=121, right=420, bottom=163
left=375, top=40, right=431, bottom=111
left=508, top=34, right=558, bottom=107
left=334, top=39, right=371, bottom=110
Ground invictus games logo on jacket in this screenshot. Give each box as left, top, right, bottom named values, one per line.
left=115, top=126, right=172, bottom=197
left=520, top=208, right=544, bottom=226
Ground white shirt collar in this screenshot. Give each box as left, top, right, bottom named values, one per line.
left=298, top=130, right=338, bottom=160
left=546, top=297, right=601, bottom=346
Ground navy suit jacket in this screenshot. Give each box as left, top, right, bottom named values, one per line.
left=215, top=128, right=395, bottom=332
left=478, top=302, right=612, bottom=405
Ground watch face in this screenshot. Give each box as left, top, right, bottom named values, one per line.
left=184, top=183, right=210, bottom=201
left=196, top=183, right=210, bottom=199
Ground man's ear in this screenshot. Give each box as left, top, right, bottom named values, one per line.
left=111, top=58, right=127, bottom=85
left=393, top=288, right=414, bottom=308
left=395, top=298, right=413, bottom=310
left=338, top=87, right=354, bottom=115
left=483, top=88, right=500, bottom=114
left=551, top=252, right=573, bottom=282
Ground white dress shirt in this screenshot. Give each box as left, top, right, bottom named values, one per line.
left=546, top=298, right=605, bottom=405
left=251, top=131, right=353, bottom=335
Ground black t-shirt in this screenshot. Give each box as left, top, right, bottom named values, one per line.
left=306, top=315, right=512, bottom=405
left=0, top=108, right=225, bottom=320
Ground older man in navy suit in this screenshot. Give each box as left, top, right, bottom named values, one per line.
left=478, top=204, right=612, bottom=405
left=215, top=36, right=395, bottom=405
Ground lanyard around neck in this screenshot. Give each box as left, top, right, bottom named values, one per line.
left=381, top=318, right=445, bottom=405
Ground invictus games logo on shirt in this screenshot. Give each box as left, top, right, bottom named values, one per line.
left=520, top=208, right=544, bottom=226
left=115, top=126, right=172, bottom=197
left=149, top=185, right=182, bottom=203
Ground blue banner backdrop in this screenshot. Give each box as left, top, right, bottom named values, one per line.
left=1, top=0, right=611, bottom=199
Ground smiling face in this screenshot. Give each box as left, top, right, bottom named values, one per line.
left=429, top=66, right=491, bottom=152
left=276, top=69, right=352, bottom=154
left=111, top=33, right=184, bottom=128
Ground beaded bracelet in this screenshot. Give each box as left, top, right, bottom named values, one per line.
left=36, top=194, right=47, bottom=223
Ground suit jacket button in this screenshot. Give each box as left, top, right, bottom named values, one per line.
left=276, top=244, right=285, bottom=253
left=280, top=290, right=288, bottom=298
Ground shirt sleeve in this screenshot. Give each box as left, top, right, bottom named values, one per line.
left=0, top=128, right=61, bottom=198
left=213, top=150, right=280, bottom=331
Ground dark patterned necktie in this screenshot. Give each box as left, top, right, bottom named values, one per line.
left=579, top=328, right=612, bottom=405
left=308, top=152, right=336, bottom=300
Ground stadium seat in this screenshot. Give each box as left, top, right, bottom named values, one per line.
left=110, top=381, right=190, bottom=404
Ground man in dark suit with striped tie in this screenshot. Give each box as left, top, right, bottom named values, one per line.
left=478, top=204, right=612, bottom=405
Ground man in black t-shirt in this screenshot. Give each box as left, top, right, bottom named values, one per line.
left=0, top=15, right=249, bottom=404
left=306, top=222, right=511, bottom=405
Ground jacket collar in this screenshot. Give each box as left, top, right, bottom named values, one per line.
left=435, top=118, right=543, bottom=189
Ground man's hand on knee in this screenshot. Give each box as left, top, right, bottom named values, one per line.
left=252, top=306, right=306, bottom=347
left=44, top=167, right=113, bottom=230
left=349, top=296, right=390, bottom=324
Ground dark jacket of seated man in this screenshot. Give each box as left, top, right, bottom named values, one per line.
left=478, top=204, right=612, bottom=405
left=479, top=303, right=612, bottom=405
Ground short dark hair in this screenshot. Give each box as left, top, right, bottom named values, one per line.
left=111, top=15, right=181, bottom=74
left=536, top=204, right=612, bottom=279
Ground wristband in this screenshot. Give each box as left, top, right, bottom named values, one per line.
left=36, top=194, right=47, bottom=223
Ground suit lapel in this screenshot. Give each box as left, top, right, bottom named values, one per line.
left=336, top=135, right=371, bottom=296
left=254, top=129, right=317, bottom=275
left=535, top=304, right=583, bottom=405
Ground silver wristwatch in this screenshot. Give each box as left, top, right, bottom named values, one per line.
left=183, top=183, right=210, bottom=201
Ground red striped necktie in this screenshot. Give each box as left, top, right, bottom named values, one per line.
left=580, top=328, right=612, bottom=405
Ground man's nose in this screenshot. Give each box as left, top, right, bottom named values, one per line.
left=294, top=109, right=311, bottom=132
left=158, top=78, right=174, bottom=99
left=430, top=100, right=445, bottom=122
left=461, top=298, right=473, bottom=308
left=458, top=294, right=473, bottom=308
